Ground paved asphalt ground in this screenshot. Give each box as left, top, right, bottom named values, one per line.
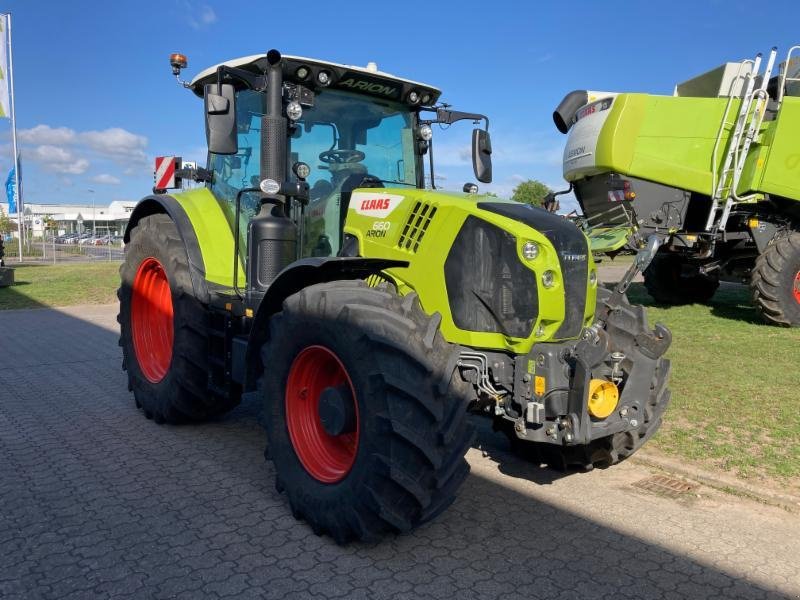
left=1, top=303, right=799, bottom=600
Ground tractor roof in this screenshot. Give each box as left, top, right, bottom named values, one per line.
left=189, top=54, right=442, bottom=107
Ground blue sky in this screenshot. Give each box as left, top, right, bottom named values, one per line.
left=2, top=0, right=799, bottom=210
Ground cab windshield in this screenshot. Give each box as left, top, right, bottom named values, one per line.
left=290, top=88, right=419, bottom=190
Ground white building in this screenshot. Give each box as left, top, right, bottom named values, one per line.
left=0, top=200, right=137, bottom=237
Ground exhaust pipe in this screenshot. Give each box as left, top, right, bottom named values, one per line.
left=553, top=90, right=588, bottom=134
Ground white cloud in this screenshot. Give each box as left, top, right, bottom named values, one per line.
left=18, top=125, right=76, bottom=146
left=80, top=128, right=148, bottom=163
left=90, top=173, right=121, bottom=185
left=182, top=2, right=217, bottom=29
left=30, top=145, right=90, bottom=174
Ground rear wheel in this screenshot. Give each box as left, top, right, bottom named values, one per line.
left=118, top=214, right=239, bottom=423
left=643, top=252, right=719, bottom=305
left=261, top=281, right=474, bottom=543
left=751, top=232, right=800, bottom=327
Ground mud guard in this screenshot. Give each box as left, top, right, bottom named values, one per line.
left=243, top=257, right=409, bottom=391
left=124, top=195, right=210, bottom=304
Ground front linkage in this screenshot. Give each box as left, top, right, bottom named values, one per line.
left=461, top=237, right=672, bottom=469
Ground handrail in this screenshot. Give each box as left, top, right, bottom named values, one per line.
left=777, top=45, right=800, bottom=103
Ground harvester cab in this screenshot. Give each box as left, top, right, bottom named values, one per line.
left=554, top=44, right=800, bottom=326
left=118, top=49, right=671, bottom=543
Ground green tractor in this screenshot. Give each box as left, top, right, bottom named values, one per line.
left=118, top=49, right=671, bottom=543
left=554, top=45, right=800, bottom=326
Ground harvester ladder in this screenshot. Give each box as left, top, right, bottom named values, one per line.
left=706, top=48, right=778, bottom=231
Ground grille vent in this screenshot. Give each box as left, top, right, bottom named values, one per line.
left=397, top=202, right=437, bottom=252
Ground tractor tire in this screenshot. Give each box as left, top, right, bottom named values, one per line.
left=260, top=280, right=475, bottom=543
left=118, top=213, right=238, bottom=423
left=751, top=232, right=800, bottom=327
left=643, top=252, right=719, bottom=305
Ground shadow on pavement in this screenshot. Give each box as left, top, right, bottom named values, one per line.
left=0, top=305, right=793, bottom=599
left=0, top=281, right=46, bottom=311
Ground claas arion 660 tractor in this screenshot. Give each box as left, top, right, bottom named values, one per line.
left=118, top=49, right=671, bottom=543
left=554, top=45, right=800, bottom=326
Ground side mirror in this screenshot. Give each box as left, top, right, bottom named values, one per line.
left=472, top=128, right=492, bottom=183
left=204, top=83, right=238, bottom=155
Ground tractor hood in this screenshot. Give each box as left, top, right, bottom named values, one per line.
left=342, top=188, right=597, bottom=353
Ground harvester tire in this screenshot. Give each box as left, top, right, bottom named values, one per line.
left=643, top=253, right=719, bottom=305
left=751, top=232, right=800, bottom=327
left=118, top=214, right=237, bottom=423
left=260, top=280, right=475, bottom=543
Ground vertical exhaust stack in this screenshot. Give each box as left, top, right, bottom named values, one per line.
left=247, top=49, right=297, bottom=296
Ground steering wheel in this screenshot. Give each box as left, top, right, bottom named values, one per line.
left=319, top=149, right=365, bottom=164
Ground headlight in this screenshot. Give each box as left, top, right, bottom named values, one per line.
left=286, top=101, right=303, bottom=121
left=418, top=124, right=433, bottom=141
left=292, top=161, right=311, bottom=180
left=542, top=270, right=556, bottom=288
left=589, top=270, right=597, bottom=286
left=522, top=241, right=539, bottom=260
left=317, top=71, right=331, bottom=86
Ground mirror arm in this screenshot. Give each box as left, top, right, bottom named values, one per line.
left=215, top=65, right=267, bottom=94
left=421, top=107, right=490, bottom=130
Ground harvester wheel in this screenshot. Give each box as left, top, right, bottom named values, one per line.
left=260, top=281, right=475, bottom=543
left=751, top=231, right=800, bottom=327
left=643, top=253, right=719, bottom=305
left=118, top=214, right=237, bottom=423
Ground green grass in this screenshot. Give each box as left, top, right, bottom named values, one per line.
left=623, top=282, right=800, bottom=484
left=0, top=262, right=121, bottom=310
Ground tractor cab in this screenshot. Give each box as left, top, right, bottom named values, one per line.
left=182, top=52, right=492, bottom=264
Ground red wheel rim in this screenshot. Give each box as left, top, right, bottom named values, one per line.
left=794, top=270, right=800, bottom=305
left=131, top=257, right=174, bottom=383
left=285, top=346, right=359, bottom=483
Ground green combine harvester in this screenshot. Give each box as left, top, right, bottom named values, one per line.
left=554, top=45, right=800, bottom=326
left=118, top=50, right=671, bottom=543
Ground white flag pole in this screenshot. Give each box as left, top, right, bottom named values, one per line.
left=4, top=13, right=21, bottom=262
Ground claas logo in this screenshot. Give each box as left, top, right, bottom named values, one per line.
left=359, top=198, right=392, bottom=211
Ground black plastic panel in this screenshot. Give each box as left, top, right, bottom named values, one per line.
left=444, top=216, right=538, bottom=338
left=477, top=202, right=589, bottom=339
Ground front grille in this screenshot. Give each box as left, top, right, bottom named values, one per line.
left=397, top=201, right=437, bottom=252
left=477, top=202, right=589, bottom=339
left=444, top=216, right=538, bottom=338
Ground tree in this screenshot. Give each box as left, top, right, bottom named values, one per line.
left=0, top=206, right=13, bottom=236
left=42, top=215, right=57, bottom=231
left=511, top=179, right=552, bottom=207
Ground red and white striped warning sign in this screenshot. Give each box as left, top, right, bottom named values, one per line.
left=154, top=156, right=179, bottom=190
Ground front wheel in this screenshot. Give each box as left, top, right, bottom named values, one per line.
left=260, top=281, right=475, bottom=543
left=751, top=232, right=800, bottom=327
